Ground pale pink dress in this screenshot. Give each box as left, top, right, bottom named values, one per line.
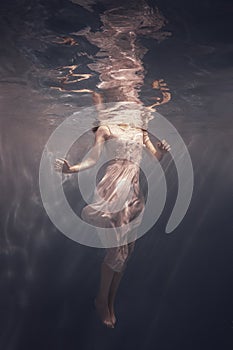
left=81, top=124, right=145, bottom=271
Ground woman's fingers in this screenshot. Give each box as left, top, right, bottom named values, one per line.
left=54, top=158, right=69, bottom=171
left=54, top=162, right=63, bottom=171
left=56, top=157, right=68, bottom=164
left=55, top=159, right=64, bottom=166
left=55, top=158, right=70, bottom=165
left=160, top=139, right=171, bottom=152
left=161, top=140, right=170, bottom=150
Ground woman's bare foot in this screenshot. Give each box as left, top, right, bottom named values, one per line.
left=109, top=303, right=116, bottom=325
left=95, top=298, right=114, bottom=328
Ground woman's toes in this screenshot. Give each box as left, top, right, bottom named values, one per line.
left=95, top=299, right=114, bottom=328
left=105, top=320, right=114, bottom=328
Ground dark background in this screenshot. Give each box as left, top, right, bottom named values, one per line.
left=0, top=0, right=233, bottom=349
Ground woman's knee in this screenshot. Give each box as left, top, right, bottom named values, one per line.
left=104, top=244, right=134, bottom=272
left=118, top=243, right=135, bottom=269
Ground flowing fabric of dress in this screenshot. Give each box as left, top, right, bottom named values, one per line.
left=81, top=124, right=146, bottom=272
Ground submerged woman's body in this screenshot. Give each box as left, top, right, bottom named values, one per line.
left=55, top=121, right=170, bottom=328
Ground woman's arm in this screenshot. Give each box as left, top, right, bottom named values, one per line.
left=55, top=125, right=110, bottom=173
left=143, top=130, right=171, bottom=161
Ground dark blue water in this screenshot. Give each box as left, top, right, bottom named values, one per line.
left=0, top=0, right=233, bottom=349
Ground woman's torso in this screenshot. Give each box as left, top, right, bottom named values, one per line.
left=104, top=124, right=144, bottom=165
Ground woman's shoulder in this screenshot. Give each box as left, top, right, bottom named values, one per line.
left=95, top=125, right=111, bottom=139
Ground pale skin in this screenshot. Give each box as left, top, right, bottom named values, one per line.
left=54, top=124, right=171, bottom=328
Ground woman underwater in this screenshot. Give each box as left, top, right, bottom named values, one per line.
left=55, top=96, right=171, bottom=328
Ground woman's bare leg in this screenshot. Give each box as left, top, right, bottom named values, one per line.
left=108, top=270, right=124, bottom=325
left=108, top=242, right=134, bottom=324
left=95, top=262, right=115, bottom=328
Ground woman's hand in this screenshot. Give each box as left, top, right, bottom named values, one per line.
left=54, top=158, right=72, bottom=173
left=157, top=139, right=171, bottom=153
